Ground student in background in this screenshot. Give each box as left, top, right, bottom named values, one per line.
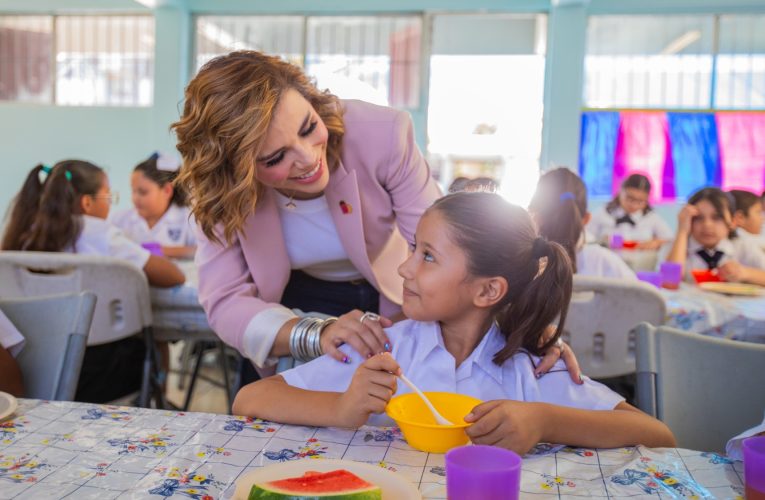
left=233, top=192, right=675, bottom=454
left=589, top=174, right=672, bottom=250
left=528, top=168, right=636, bottom=280
left=1, top=161, right=185, bottom=402
left=111, top=152, right=196, bottom=259
left=665, top=187, right=765, bottom=285
left=0, top=310, right=24, bottom=397
left=729, top=189, right=764, bottom=244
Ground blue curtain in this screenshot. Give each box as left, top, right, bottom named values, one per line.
left=579, top=111, right=620, bottom=198
left=666, top=113, right=721, bottom=200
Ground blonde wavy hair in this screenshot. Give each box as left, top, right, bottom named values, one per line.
left=172, top=51, right=345, bottom=244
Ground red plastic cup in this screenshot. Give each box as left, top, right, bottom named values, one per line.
left=743, top=436, right=765, bottom=500
left=622, top=240, right=638, bottom=249
left=446, top=445, right=521, bottom=500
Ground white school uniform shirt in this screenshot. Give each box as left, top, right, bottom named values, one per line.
left=281, top=320, right=624, bottom=426
left=69, top=215, right=151, bottom=270
left=0, top=310, right=25, bottom=357
left=684, top=234, right=765, bottom=282
left=110, top=205, right=196, bottom=247
left=589, top=206, right=673, bottom=243
left=576, top=244, right=638, bottom=281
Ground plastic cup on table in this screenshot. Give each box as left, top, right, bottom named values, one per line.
left=636, top=271, right=662, bottom=289
left=141, top=242, right=163, bottom=256
left=446, top=445, right=521, bottom=500
left=743, top=436, right=765, bottom=500
left=660, top=262, right=683, bottom=290
left=609, top=234, right=624, bottom=249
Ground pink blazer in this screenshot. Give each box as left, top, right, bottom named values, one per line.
left=195, top=100, right=442, bottom=354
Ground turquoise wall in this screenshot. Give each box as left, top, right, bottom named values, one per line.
left=1, top=0, right=764, bottom=218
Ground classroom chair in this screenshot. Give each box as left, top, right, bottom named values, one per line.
left=635, top=322, right=765, bottom=452
left=0, top=292, right=96, bottom=400
left=563, top=275, right=666, bottom=379
left=0, top=251, right=165, bottom=408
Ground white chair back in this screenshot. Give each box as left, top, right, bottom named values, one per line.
left=0, top=292, right=96, bottom=400
left=563, top=275, right=666, bottom=379
left=635, top=322, right=765, bottom=452
left=0, top=251, right=152, bottom=345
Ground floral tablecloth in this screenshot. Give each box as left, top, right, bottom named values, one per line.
left=662, top=284, right=765, bottom=343
left=0, top=400, right=745, bottom=499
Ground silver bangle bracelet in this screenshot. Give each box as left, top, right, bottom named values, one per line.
left=288, top=317, right=337, bottom=362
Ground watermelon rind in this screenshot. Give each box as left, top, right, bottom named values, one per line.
left=247, top=485, right=382, bottom=500
left=247, top=469, right=382, bottom=500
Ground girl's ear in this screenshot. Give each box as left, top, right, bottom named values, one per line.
left=161, top=182, right=174, bottom=197
left=582, top=211, right=592, bottom=226
left=474, top=276, right=508, bottom=309
left=80, top=194, right=94, bottom=215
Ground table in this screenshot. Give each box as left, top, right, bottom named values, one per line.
left=0, top=400, right=746, bottom=499
left=662, top=284, right=765, bottom=343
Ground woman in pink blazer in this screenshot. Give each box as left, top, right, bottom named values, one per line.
left=173, top=51, right=581, bottom=385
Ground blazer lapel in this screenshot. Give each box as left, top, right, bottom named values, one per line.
left=239, top=189, right=291, bottom=302
left=325, top=161, right=377, bottom=286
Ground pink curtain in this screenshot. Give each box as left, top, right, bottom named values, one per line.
left=716, top=112, right=765, bottom=194
left=613, top=111, right=674, bottom=202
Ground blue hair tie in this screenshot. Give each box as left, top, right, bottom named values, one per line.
left=41, top=165, right=52, bottom=174
left=64, top=170, right=72, bottom=181
left=149, top=152, right=160, bottom=161
left=560, top=192, right=575, bottom=202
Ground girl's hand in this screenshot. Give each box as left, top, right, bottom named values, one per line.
left=464, top=400, right=544, bottom=455
left=534, top=325, right=583, bottom=384
left=320, top=310, right=393, bottom=362
left=337, top=353, right=400, bottom=428
left=717, top=260, right=747, bottom=282
left=677, top=204, right=699, bottom=235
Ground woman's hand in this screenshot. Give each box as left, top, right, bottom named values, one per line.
left=337, top=353, right=400, bottom=428
left=534, top=325, right=582, bottom=384
left=464, top=400, right=544, bottom=455
left=320, top=310, right=392, bottom=362
left=677, top=204, right=699, bottom=235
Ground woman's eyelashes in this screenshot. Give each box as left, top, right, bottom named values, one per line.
left=263, top=121, right=318, bottom=167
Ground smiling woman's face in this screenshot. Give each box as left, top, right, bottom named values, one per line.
left=255, top=88, right=330, bottom=200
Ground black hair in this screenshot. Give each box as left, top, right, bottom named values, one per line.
left=430, top=191, right=573, bottom=365
left=135, top=153, right=187, bottom=207
left=606, top=173, right=653, bottom=215
left=729, top=189, right=760, bottom=218
left=688, top=187, right=736, bottom=240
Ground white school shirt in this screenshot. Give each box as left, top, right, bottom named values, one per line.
left=684, top=234, right=765, bottom=282
left=110, top=205, right=197, bottom=247
left=69, top=215, right=151, bottom=270
left=281, top=320, right=624, bottom=426
left=589, top=206, right=673, bottom=243
left=0, top=310, right=24, bottom=357
left=576, top=244, right=638, bottom=281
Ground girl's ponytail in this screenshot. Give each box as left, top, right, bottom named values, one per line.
left=493, top=238, right=573, bottom=364
left=2, top=164, right=48, bottom=250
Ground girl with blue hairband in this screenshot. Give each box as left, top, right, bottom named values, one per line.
left=528, top=168, right=636, bottom=280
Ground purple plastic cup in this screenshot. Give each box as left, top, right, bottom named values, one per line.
left=743, top=436, right=765, bottom=500
left=609, top=234, right=624, bottom=249
left=446, top=445, right=521, bottom=500
left=636, top=271, right=662, bottom=289
left=141, top=242, right=163, bottom=256
left=660, top=262, right=683, bottom=290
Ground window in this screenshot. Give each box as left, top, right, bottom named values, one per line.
left=193, top=15, right=422, bottom=109
left=716, top=15, right=765, bottom=109
left=0, top=14, right=154, bottom=106
left=585, top=15, right=715, bottom=109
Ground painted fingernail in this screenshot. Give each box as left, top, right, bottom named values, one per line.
left=367, top=353, right=373, bottom=359
left=342, top=356, right=350, bottom=364
left=535, top=372, right=541, bottom=379
left=579, top=374, right=584, bottom=383
left=384, top=342, right=391, bottom=351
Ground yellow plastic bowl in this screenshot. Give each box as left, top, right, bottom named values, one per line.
left=385, top=392, right=482, bottom=453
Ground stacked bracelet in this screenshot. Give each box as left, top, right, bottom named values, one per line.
left=288, top=317, right=338, bottom=361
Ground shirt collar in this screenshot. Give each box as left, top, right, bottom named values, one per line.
left=688, top=236, right=734, bottom=256
left=411, top=321, right=505, bottom=385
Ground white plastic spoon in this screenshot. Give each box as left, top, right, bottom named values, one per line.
left=397, top=373, right=453, bottom=426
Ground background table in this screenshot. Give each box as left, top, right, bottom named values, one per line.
left=0, top=400, right=746, bottom=499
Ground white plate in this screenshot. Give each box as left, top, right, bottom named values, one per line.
left=231, top=459, right=421, bottom=500
left=699, top=282, right=765, bottom=296
left=0, top=391, right=18, bottom=421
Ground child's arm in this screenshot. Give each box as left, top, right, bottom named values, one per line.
left=718, top=261, right=765, bottom=286
left=159, top=245, right=196, bottom=260
left=637, top=238, right=667, bottom=251
left=465, top=400, right=675, bottom=455
left=232, top=353, right=400, bottom=428
left=143, top=255, right=185, bottom=287
left=665, top=204, right=699, bottom=271
left=0, top=346, right=24, bottom=397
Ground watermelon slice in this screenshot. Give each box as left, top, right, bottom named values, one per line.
left=248, top=469, right=382, bottom=499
